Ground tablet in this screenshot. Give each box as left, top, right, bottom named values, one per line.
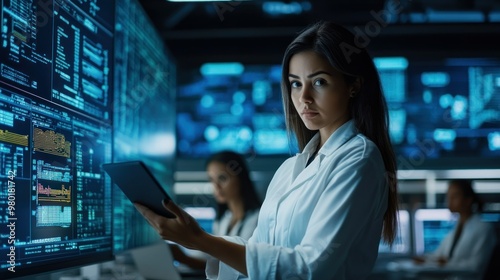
left=102, top=161, right=175, bottom=218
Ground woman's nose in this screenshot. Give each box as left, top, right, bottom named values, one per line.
left=299, top=85, right=313, bottom=104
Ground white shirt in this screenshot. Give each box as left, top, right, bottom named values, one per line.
left=427, top=213, right=497, bottom=277
left=206, top=120, right=389, bottom=280
left=213, top=209, right=259, bottom=240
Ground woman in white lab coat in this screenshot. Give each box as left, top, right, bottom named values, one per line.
left=207, top=151, right=261, bottom=240
left=171, top=151, right=261, bottom=270
left=414, top=179, right=496, bottom=278
left=135, top=21, right=399, bottom=279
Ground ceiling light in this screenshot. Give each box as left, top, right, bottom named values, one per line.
left=200, top=62, right=244, bottom=76
left=262, top=1, right=311, bottom=16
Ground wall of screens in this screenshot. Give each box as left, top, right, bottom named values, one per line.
left=176, top=63, right=292, bottom=158
left=176, top=56, right=500, bottom=169
left=112, top=0, right=176, bottom=253
left=0, top=0, right=176, bottom=278
left=0, top=0, right=114, bottom=277
left=376, top=56, right=500, bottom=169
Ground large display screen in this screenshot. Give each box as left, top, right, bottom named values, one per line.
left=376, top=56, right=500, bottom=169
left=112, top=0, right=176, bottom=253
left=177, top=57, right=500, bottom=169
left=176, top=63, right=293, bottom=158
left=0, top=0, right=114, bottom=277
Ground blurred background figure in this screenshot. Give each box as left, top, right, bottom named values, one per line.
left=172, top=150, right=261, bottom=270
left=207, top=151, right=261, bottom=238
left=413, top=179, right=497, bottom=278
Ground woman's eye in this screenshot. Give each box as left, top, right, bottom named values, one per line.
left=314, top=79, right=326, bottom=86
left=290, top=81, right=301, bottom=88
left=218, top=175, right=227, bottom=183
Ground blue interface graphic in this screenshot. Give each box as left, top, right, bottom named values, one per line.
left=177, top=57, right=500, bottom=166
left=376, top=57, right=500, bottom=168
left=0, top=0, right=114, bottom=277
left=177, top=63, right=293, bottom=157
left=112, top=0, right=176, bottom=252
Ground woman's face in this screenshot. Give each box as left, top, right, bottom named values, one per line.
left=288, top=51, right=353, bottom=138
left=207, top=161, right=241, bottom=204
left=447, top=184, right=472, bottom=213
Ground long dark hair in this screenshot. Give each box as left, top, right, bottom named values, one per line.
left=449, top=179, right=483, bottom=212
left=281, top=21, right=399, bottom=244
left=206, top=151, right=262, bottom=221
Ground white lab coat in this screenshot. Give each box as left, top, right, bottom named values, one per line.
left=427, top=213, right=497, bottom=277
left=206, top=120, right=389, bottom=279
left=213, top=209, right=259, bottom=240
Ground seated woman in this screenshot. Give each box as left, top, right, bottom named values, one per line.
left=414, top=179, right=496, bottom=278
left=172, top=151, right=261, bottom=270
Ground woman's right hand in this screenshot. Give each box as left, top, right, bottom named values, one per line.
left=134, top=200, right=205, bottom=250
left=136, top=200, right=247, bottom=275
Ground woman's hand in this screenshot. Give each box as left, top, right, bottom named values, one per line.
left=136, top=200, right=248, bottom=275
left=134, top=200, right=205, bottom=250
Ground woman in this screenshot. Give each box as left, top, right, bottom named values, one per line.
left=207, top=151, right=261, bottom=238
left=172, top=151, right=261, bottom=270
left=413, top=179, right=496, bottom=278
left=135, top=21, right=399, bottom=279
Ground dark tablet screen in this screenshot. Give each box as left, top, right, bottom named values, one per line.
left=103, top=161, right=175, bottom=218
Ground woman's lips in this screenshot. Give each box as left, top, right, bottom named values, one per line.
left=301, top=110, right=319, bottom=118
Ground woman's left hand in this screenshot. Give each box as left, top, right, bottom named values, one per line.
left=134, top=200, right=205, bottom=250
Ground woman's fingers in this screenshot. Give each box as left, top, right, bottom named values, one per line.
left=133, top=203, right=155, bottom=220
left=134, top=203, right=170, bottom=234
left=163, top=199, right=191, bottom=224
left=162, top=199, right=181, bottom=216
left=134, top=201, right=202, bottom=248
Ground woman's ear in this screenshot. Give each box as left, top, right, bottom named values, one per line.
left=349, top=77, right=363, bottom=97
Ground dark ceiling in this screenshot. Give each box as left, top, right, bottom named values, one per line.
left=137, top=0, right=500, bottom=66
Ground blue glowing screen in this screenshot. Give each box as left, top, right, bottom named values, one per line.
left=376, top=57, right=500, bottom=168
left=177, top=57, right=500, bottom=167
left=177, top=63, right=294, bottom=157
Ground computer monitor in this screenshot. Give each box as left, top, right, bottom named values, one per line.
left=112, top=0, right=176, bottom=253
left=379, top=210, right=412, bottom=255
left=176, top=63, right=296, bottom=158
left=481, top=212, right=500, bottom=223
left=0, top=0, right=115, bottom=278
left=374, top=56, right=500, bottom=169
left=480, top=212, right=500, bottom=237
left=413, top=208, right=458, bottom=255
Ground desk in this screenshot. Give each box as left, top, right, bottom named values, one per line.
left=371, top=258, right=481, bottom=280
